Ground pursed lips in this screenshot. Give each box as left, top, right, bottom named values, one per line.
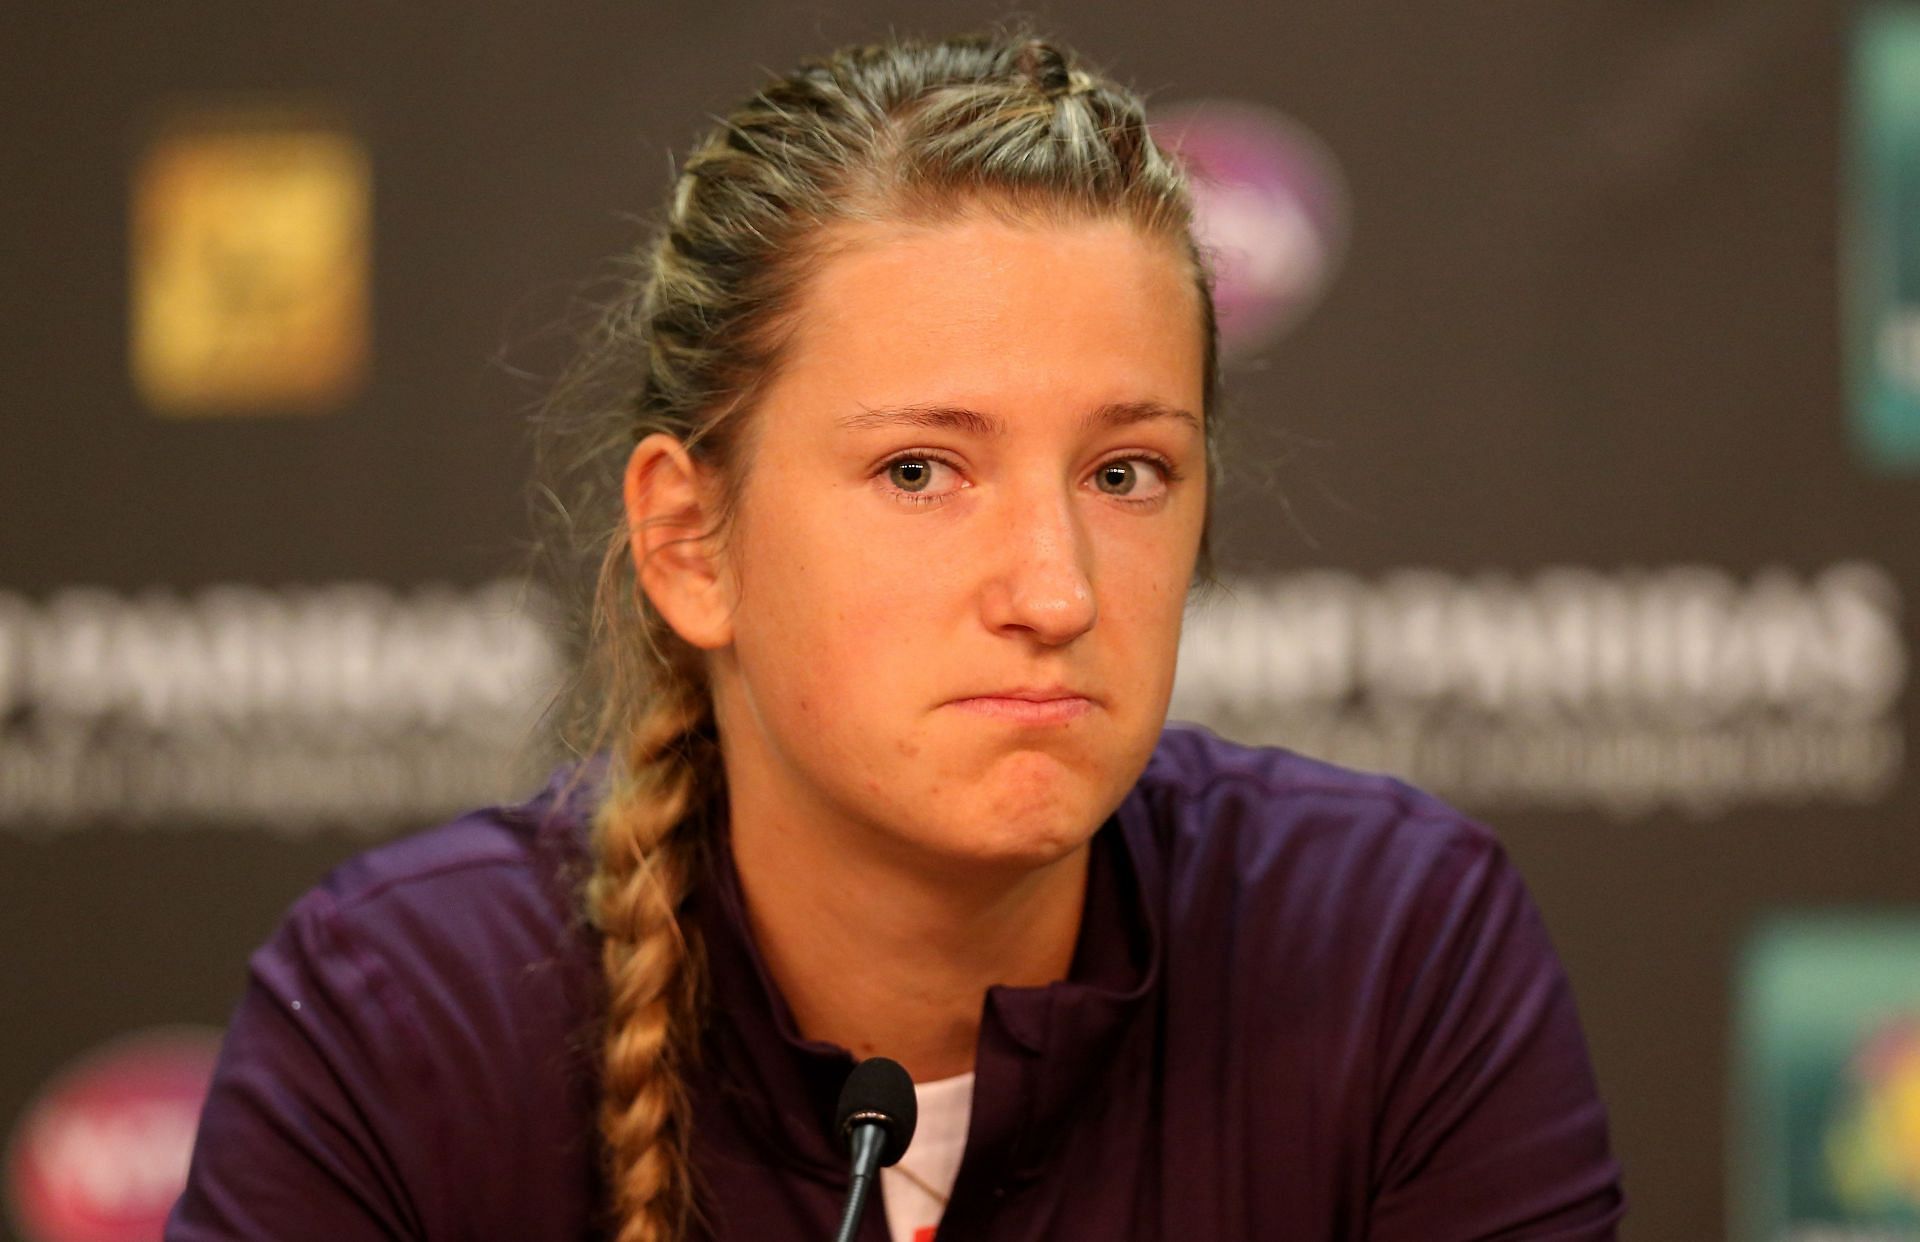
left=945, top=687, right=1098, bottom=724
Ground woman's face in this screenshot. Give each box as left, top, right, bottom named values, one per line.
left=707, top=210, right=1208, bottom=873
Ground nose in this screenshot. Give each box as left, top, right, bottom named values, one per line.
left=979, top=485, right=1098, bottom=647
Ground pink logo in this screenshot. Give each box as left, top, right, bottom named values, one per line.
left=6, top=1028, right=221, bottom=1242
left=1152, top=101, right=1349, bottom=359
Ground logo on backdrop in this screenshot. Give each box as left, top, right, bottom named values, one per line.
left=1150, top=100, right=1348, bottom=360
left=5, top=1028, right=220, bottom=1242
left=1171, top=563, right=1907, bottom=818
left=0, top=579, right=562, bottom=835
left=1825, top=1015, right=1920, bottom=1218
left=1738, top=919, right=1920, bottom=1240
left=1848, top=6, right=1920, bottom=472
left=130, top=106, right=371, bottom=417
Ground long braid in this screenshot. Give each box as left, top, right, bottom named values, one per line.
left=587, top=681, right=713, bottom=1242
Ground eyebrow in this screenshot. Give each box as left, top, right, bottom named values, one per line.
left=1090, top=400, right=1203, bottom=433
left=836, top=400, right=1201, bottom=436
left=837, top=404, right=1002, bottom=436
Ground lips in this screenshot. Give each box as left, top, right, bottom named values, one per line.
left=946, top=687, right=1097, bottom=724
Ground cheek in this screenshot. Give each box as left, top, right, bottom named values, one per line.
left=728, top=484, right=948, bottom=702
left=1091, top=520, right=1198, bottom=652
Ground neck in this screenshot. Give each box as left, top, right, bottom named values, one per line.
left=726, top=800, right=1090, bottom=1084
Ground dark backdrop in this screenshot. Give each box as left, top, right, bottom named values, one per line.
left=3, top=5, right=1915, bottom=1241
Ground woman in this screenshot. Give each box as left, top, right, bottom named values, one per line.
left=169, top=32, right=1623, bottom=1242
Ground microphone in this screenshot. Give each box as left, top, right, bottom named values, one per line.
left=831, top=1056, right=917, bottom=1242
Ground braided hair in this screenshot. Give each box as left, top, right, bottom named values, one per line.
left=544, top=31, right=1218, bottom=1241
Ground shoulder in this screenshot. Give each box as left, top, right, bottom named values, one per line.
left=291, top=781, right=593, bottom=955
left=282, top=775, right=592, bottom=959
left=254, top=765, right=603, bottom=1083
left=1122, top=723, right=1543, bottom=1026
left=179, top=769, right=607, bottom=1239
left=1129, top=721, right=1503, bottom=895
left=1126, top=729, right=1616, bottom=1187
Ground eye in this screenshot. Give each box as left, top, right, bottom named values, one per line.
left=1090, top=456, right=1172, bottom=500
left=889, top=458, right=936, bottom=492
left=877, top=453, right=966, bottom=505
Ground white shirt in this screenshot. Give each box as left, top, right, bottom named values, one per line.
left=879, top=1072, right=974, bottom=1242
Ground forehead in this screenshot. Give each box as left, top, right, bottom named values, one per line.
left=760, top=211, right=1206, bottom=426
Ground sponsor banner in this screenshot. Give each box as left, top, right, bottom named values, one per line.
left=1150, top=100, right=1347, bottom=359
left=1736, top=917, right=1920, bottom=1241
left=5, top=1028, right=221, bottom=1242
left=1849, top=5, right=1920, bottom=472
left=1171, top=564, right=1908, bottom=817
left=130, top=106, right=371, bottom=416
left=0, top=580, right=562, bottom=835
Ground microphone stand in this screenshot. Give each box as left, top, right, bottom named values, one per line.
left=830, top=1057, right=917, bottom=1242
left=832, top=1117, right=890, bottom=1242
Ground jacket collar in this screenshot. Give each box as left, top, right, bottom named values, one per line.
left=685, top=801, right=1163, bottom=1185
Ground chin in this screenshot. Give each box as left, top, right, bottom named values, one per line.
left=938, top=759, right=1118, bottom=868
left=988, top=812, right=1095, bottom=863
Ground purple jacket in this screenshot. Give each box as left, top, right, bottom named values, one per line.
left=168, top=725, right=1623, bottom=1239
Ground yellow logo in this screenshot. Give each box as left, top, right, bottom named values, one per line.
left=130, top=109, right=370, bottom=415
left=1826, top=1014, right=1920, bottom=1215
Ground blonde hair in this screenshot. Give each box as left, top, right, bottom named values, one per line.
left=545, top=30, right=1219, bottom=1241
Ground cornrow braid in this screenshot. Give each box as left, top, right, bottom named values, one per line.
left=538, top=28, right=1220, bottom=1242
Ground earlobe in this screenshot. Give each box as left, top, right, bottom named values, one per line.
left=623, top=434, right=734, bottom=650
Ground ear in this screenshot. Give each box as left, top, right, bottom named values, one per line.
left=623, top=433, right=734, bottom=650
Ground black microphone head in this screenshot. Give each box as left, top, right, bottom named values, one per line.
left=834, top=1056, right=917, bottom=1168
